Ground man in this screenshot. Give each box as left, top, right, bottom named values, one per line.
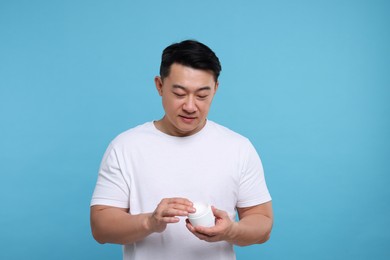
left=90, top=40, right=273, bottom=259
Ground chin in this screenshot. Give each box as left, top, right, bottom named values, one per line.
left=174, top=124, right=197, bottom=135
left=178, top=127, right=196, bottom=134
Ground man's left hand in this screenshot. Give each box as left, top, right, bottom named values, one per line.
left=185, top=206, right=236, bottom=243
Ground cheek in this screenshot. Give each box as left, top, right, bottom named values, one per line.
left=198, top=101, right=212, bottom=111
left=162, top=97, right=180, bottom=111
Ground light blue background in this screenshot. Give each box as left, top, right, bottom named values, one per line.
left=1, top=0, right=389, bottom=259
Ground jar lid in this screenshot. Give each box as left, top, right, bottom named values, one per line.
left=188, top=202, right=209, bottom=218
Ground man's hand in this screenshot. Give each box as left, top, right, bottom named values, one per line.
left=185, top=206, right=236, bottom=243
left=91, top=197, right=195, bottom=244
left=185, top=202, right=273, bottom=246
left=147, top=198, right=195, bottom=233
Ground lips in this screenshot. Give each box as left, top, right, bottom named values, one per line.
left=179, top=115, right=196, bottom=123
left=180, top=115, right=196, bottom=119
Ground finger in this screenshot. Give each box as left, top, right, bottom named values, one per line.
left=166, top=198, right=193, bottom=206
left=185, top=219, right=195, bottom=232
left=192, top=231, right=218, bottom=242
left=194, top=226, right=217, bottom=237
left=186, top=225, right=209, bottom=239
left=186, top=220, right=212, bottom=236
left=164, top=198, right=195, bottom=213
left=168, top=201, right=195, bottom=213
left=202, top=235, right=219, bottom=243
left=161, top=216, right=180, bottom=223
left=211, top=206, right=221, bottom=216
left=156, top=202, right=192, bottom=217
left=211, top=206, right=228, bottom=219
left=186, top=222, right=221, bottom=243
left=161, top=207, right=190, bottom=217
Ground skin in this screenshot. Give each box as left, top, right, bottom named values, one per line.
left=91, top=198, right=195, bottom=244
left=186, top=202, right=273, bottom=246
left=153, top=63, right=218, bottom=137
left=90, top=63, right=273, bottom=246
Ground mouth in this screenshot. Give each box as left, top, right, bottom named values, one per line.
left=179, top=115, right=197, bottom=123
left=180, top=115, right=196, bottom=119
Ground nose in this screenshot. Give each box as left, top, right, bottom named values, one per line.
left=183, top=96, right=197, bottom=113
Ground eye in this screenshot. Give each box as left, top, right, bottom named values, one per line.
left=197, top=95, right=208, bottom=100
left=173, top=92, right=185, bottom=98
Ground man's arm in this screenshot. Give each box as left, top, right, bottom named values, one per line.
left=186, top=201, right=273, bottom=246
left=232, top=201, right=273, bottom=246
left=91, top=198, right=195, bottom=244
left=91, top=205, right=152, bottom=244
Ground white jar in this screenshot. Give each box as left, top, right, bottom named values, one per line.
left=188, top=202, right=215, bottom=227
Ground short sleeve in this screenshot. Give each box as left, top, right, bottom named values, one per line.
left=236, top=140, right=272, bottom=208
left=90, top=143, right=130, bottom=208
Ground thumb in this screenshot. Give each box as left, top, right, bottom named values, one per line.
left=211, top=206, right=227, bottom=218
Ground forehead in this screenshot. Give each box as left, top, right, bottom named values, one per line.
left=165, top=63, right=216, bottom=89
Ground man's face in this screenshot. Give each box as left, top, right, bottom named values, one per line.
left=155, top=63, right=218, bottom=137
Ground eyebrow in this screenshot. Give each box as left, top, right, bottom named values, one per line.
left=172, top=84, right=212, bottom=92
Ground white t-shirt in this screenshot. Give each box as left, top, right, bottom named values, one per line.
left=91, top=120, right=271, bottom=260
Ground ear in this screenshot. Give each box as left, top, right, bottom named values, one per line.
left=214, top=81, right=219, bottom=94
left=154, top=76, right=163, bottom=96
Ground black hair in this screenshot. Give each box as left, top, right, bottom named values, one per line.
left=160, top=40, right=222, bottom=81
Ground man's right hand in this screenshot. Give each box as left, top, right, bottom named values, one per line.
left=91, top=197, right=195, bottom=245
left=147, top=198, right=196, bottom=233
